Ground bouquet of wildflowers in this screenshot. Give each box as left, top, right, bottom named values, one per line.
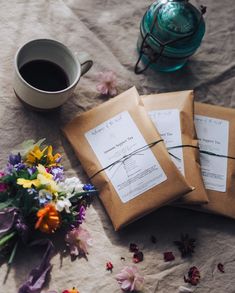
left=0, top=139, right=96, bottom=292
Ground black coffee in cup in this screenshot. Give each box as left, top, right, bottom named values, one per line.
left=19, top=59, right=69, bottom=92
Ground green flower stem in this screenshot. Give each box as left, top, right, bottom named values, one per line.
left=8, top=241, right=18, bottom=265
left=0, top=232, right=16, bottom=246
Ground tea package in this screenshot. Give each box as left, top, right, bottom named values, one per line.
left=142, top=90, right=208, bottom=204
left=192, top=102, right=235, bottom=219
left=63, top=87, right=192, bottom=230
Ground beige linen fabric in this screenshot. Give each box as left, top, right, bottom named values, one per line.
left=0, top=1, right=235, bottom=293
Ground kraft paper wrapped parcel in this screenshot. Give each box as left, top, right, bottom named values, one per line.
left=142, top=90, right=208, bottom=205
left=63, top=87, right=192, bottom=230
left=192, top=102, right=235, bottom=219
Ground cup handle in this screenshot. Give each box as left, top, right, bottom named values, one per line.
left=76, top=52, right=93, bottom=76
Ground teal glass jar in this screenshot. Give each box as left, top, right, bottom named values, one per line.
left=135, top=0, right=206, bottom=73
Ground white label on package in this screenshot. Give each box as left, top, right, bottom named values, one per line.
left=148, top=109, right=185, bottom=175
left=85, top=111, right=167, bottom=203
left=194, top=115, right=229, bottom=192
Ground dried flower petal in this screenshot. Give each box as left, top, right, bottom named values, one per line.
left=217, top=263, right=225, bottom=273
left=174, top=234, right=196, bottom=257
left=133, top=251, right=144, bottom=263
left=184, top=266, right=200, bottom=286
left=164, top=251, right=175, bottom=262
left=121, top=257, right=126, bottom=261
left=129, top=243, right=139, bottom=253
left=106, top=261, right=113, bottom=272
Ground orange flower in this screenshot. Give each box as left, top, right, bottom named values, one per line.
left=35, top=204, right=60, bottom=233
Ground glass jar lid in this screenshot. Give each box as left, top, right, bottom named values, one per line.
left=141, top=0, right=205, bottom=57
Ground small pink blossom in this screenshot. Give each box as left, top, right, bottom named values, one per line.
left=115, top=265, right=144, bottom=292
left=65, top=226, right=92, bottom=256
left=96, top=71, right=118, bottom=96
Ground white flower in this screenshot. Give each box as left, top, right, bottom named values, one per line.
left=58, top=177, right=84, bottom=196
left=55, top=197, right=72, bottom=213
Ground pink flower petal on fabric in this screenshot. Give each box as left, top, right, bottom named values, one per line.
left=65, top=226, right=92, bottom=257
left=96, top=70, right=118, bottom=96
left=116, top=265, right=144, bottom=292
left=96, top=83, right=109, bottom=95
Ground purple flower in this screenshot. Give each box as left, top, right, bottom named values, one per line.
left=14, top=162, right=26, bottom=171
left=76, top=205, right=86, bottom=225
left=50, top=166, right=64, bottom=182
left=5, top=162, right=14, bottom=174
left=83, top=184, right=94, bottom=191
left=9, top=153, right=21, bottom=165
left=55, top=156, right=62, bottom=163
left=27, top=166, right=37, bottom=176
left=5, top=153, right=25, bottom=174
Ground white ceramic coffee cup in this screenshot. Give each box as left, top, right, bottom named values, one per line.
left=13, top=39, right=93, bottom=110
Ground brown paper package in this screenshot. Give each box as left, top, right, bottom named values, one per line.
left=189, top=102, right=235, bottom=219
left=142, top=91, right=208, bottom=205
left=63, top=87, right=192, bottom=231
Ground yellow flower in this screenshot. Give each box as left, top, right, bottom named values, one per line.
left=46, top=145, right=61, bottom=167
left=17, top=164, right=58, bottom=194
left=37, top=164, right=58, bottom=193
left=17, top=178, right=40, bottom=188
left=26, top=145, right=48, bottom=166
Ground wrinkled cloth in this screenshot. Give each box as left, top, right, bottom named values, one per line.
left=18, top=240, right=54, bottom=293
left=0, top=1, right=234, bottom=293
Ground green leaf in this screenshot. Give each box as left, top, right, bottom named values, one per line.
left=8, top=241, right=18, bottom=265
left=0, top=232, right=16, bottom=246
left=0, top=199, right=14, bottom=210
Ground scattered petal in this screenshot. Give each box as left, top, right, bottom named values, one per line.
left=133, top=251, right=144, bottom=263
left=217, top=263, right=225, bottom=273
left=116, top=265, right=144, bottom=292
left=121, top=257, right=126, bottom=261
left=174, top=234, right=196, bottom=257
left=106, top=261, right=113, bottom=272
left=96, top=71, right=118, bottom=97
left=129, top=243, right=139, bottom=253
left=184, top=266, right=200, bottom=286
left=164, top=251, right=175, bottom=262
